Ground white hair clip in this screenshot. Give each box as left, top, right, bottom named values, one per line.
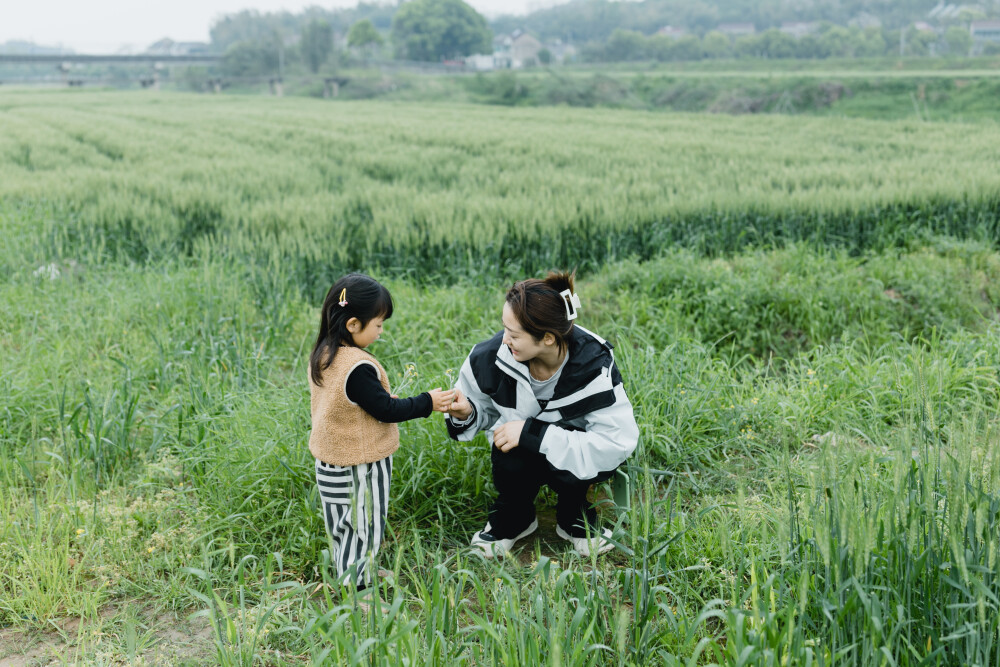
left=560, top=289, right=582, bottom=321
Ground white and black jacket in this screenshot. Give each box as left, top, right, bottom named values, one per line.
left=446, top=325, right=639, bottom=483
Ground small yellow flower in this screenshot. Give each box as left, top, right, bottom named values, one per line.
left=823, top=384, right=829, bottom=389
left=147, top=547, right=155, bottom=553
left=680, top=390, right=686, bottom=394
left=806, top=369, right=815, bottom=376
left=76, top=529, right=85, bottom=535
left=751, top=397, right=759, bottom=405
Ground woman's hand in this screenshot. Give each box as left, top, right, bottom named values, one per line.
left=428, top=388, right=457, bottom=413
left=447, top=389, right=473, bottom=420
left=493, top=420, right=525, bottom=453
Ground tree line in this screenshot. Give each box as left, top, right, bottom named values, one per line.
left=214, top=0, right=491, bottom=78
left=583, top=24, right=982, bottom=63
left=210, top=0, right=999, bottom=78
left=491, top=0, right=1000, bottom=43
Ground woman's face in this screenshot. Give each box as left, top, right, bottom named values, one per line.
left=502, top=302, right=546, bottom=362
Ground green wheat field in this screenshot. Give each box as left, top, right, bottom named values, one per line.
left=2, top=89, right=1000, bottom=665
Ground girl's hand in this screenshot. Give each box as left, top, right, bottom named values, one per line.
left=494, top=420, right=525, bottom=453
left=447, top=389, right=473, bottom=420
left=428, top=388, right=457, bottom=413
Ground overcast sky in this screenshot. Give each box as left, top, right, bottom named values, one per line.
left=2, top=0, right=566, bottom=53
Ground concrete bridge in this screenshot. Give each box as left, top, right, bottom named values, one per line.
left=0, top=54, right=220, bottom=64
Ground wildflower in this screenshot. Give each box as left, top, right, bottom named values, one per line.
left=76, top=528, right=86, bottom=535
left=147, top=547, right=155, bottom=553
left=806, top=369, right=815, bottom=376
left=751, top=397, right=759, bottom=405
left=680, top=390, right=686, bottom=395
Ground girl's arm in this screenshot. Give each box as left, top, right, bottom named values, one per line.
left=346, top=364, right=432, bottom=423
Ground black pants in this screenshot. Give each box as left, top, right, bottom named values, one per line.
left=488, top=445, right=610, bottom=539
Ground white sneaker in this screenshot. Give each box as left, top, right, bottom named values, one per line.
left=470, top=519, right=538, bottom=559
left=556, top=525, right=615, bottom=557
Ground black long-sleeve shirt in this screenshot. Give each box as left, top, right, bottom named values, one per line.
left=345, top=364, right=432, bottom=423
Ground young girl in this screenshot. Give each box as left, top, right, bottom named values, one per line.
left=308, top=273, right=454, bottom=594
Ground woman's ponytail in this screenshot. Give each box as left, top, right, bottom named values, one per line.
left=544, top=270, right=575, bottom=296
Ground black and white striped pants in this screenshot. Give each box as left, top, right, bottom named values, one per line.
left=315, top=456, right=392, bottom=588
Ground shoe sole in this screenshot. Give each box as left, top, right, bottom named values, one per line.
left=472, top=518, right=538, bottom=559
left=555, top=525, right=615, bottom=557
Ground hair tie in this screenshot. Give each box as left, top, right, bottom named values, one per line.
left=338, top=288, right=348, bottom=307
left=560, top=289, right=581, bottom=321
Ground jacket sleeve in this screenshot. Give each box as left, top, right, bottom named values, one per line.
left=445, top=354, right=500, bottom=441
left=519, top=383, right=639, bottom=480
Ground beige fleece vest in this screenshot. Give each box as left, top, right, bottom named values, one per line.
left=308, top=345, right=399, bottom=466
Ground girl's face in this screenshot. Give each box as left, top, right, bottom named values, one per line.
left=349, top=315, right=385, bottom=349
left=502, top=302, right=548, bottom=362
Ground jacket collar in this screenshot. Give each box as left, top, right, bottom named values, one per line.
left=493, top=325, right=613, bottom=397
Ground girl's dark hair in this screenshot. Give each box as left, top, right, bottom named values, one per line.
left=310, top=273, right=393, bottom=386
left=505, top=270, right=577, bottom=352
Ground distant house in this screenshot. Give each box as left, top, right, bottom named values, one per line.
left=779, top=22, right=818, bottom=39
left=492, top=33, right=513, bottom=68
left=510, top=33, right=543, bottom=68
left=492, top=31, right=544, bottom=69
left=971, top=20, right=1000, bottom=43
left=656, top=25, right=688, bottom=39
left=717, top=23, right=757, bottom=38
left=145, top=38, right=210, bottom=56
left=913, top=21, right=937, bottom=33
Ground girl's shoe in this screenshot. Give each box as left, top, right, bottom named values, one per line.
left=470, top=519, right=538, bottom=558
left=556, top=525, right=615, bottom=557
